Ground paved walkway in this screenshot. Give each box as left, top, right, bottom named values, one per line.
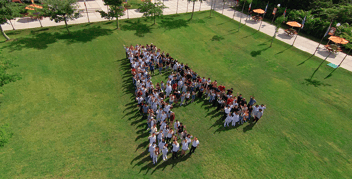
left=3, top=0, right=352, bottom=72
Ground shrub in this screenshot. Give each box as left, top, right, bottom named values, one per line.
left=0, top=123, right=13, bottom=147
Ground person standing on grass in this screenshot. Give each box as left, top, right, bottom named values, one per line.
left=180, top=92, right=186, bottom=106
left=185, top=91, right=191, bottom=105
left=259, top=104, right=266, bottom=114
left=149, top=142, right=156, bottom=158
left=159, top=138, right=166, bottom=152
left=224, top=113, right=232, bottom=127
left=232, top=112, right=240, bottom=127
left=189, top=137, right=199, bottom=155
left=248, top=96, right=257, bottom=106
left=166, top=128, right=174, bottom=144
left=153, top=147, right=159, bottom=165
left=150, top=62, right=155, bottom=75
left=191, top=90, right=196, bottom=103
left=172, top=140, right=180, bottom=160
left=161, top=81, right=165, bottom=91
left=149, top=132, right=156, bottom=144
left=162, top=144, right=169, bottom=161
left=177, top=123, right=185, bottom=138
left=157, top=130, right=164, bottom=144
left=254, top=109, right=263, bottom=123
left=169, top=111, right=175, bottom=124
left=180, top=139, right=189, bottom=156
left=224, top=105, right=231, bottom=120
left=165, top=84, right=172, bottom=98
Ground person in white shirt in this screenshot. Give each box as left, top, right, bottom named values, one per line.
left=259, top=104, right=266, bottom=114
left=165, top=84, right=172, bottom=97
left=172, top=140, right=180, bottom=159
left=224, top=113, right=232, bottom=127
left=157, top=130, right=163, bottom=144
left=149, top=142, right=156, bottom=158
left=174, top=120, right=180, bottom=130
left=232, top=112, right=239, bottom=127
left=254, top=109, right=263, bottom=123
left=189, top=137, right=199, bottom=155
left=180, top=139, right=189, bottom=156
left=148, top=132, right=156, bottom=144
left=158, top=138, right=166, bottom=152
left=166, top=129, right=174, bottom=144
left=153, top=147, right=159, bottom=165
left=162, top=144, right=169, bottom=161
left=224, top=105, right=231, bottom=120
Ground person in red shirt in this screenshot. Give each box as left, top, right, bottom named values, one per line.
left=227, top=97, right=234, bottom=105
left=172, top=83, right=177, bottom=91
left=218, top=85, right=225, bottom=92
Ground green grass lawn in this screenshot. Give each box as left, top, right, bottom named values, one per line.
left=1, top=11, right=352, bottom=178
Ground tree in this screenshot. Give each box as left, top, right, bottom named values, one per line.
left=0, top=55, right=21, bottom=94
left=325, top=23, right=352, bottom=78
left=0, top=0, right=23, bottom=40
left=189, top=0, right=197, bottom=20
left=97, top=0, right=125, bottom=29
left=270, top=16, right=286, bottom=47
left=138, top=2, right=167, bottom=25
left=40, top=0, right=80, bottom=34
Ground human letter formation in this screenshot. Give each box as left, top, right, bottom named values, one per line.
left=124, top=43, right=266, bottom=165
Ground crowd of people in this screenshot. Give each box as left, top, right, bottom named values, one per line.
left=124, top=43, right=266, bottom=165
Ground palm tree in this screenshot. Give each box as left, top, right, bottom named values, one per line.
left=190, top=0, right=197, bottom=19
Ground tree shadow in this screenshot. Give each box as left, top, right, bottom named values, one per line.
left=276, top=46, right=292, bottom=55
left=250, top=47, right=270, bottom=57
left=3, top=26, right=113, bottom=52
left=241, top=30, right=258, bottom=39
left=211, top=35, right=224, bottom=41
left=297, top=54, right=314, bottom=66
left=159, top=18, right=189, bottom=30
left=302, top=78, right=331, bottom=87
left=121, top=19, right=152, bottom=37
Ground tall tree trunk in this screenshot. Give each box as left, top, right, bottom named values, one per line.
left=176, top=0, right=179, bottom=14
left=199, top=1, right=201, bottom=11
left=222, top=0, right=225, bottom=14
left=64, top=16, right=70, bottom=34
left=270, top=27, right=278, bottom=47
left=8, top=19, right=15, bottom=30
left=210, top=0, right=213, bottom=17
left=116, top=10, right=119, bottom=29
left=0, top=24, right=10, bottom=41
left=191, top=1, right=195, bottom=19
left=38, top=18, right=43, bottom=27
left=239, top=1, right=245, bottom=30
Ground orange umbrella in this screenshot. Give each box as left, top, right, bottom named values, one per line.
left=328, top=36, right=349, bottom=44
left=29, top=4, right=43, bottom=9
left=25, top=6, right=35, bottom=10
left=253, top=9, right=265, bottom=14
left=286, top=21, right=302, bottom=28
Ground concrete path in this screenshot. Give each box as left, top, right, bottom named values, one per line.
left=3, top=0, right=352, bottom=72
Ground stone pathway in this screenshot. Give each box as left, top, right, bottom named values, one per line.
left=3, top=0, right=352, bottom=72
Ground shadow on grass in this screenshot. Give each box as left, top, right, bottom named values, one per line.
left=276, top=45, right=292, bottom=55
left=211, top=35, right=224, bottom=41
left=297, top=55, right=314, bottom=66
left=3, top=26, right=113, bottom=51
left=159, top=17, right=189, bottom=30
left=302, top=78, right=331, bottom=87
left=250, top=47, right=270, bottom=57
left=121, top=19, right=152, bottom=37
